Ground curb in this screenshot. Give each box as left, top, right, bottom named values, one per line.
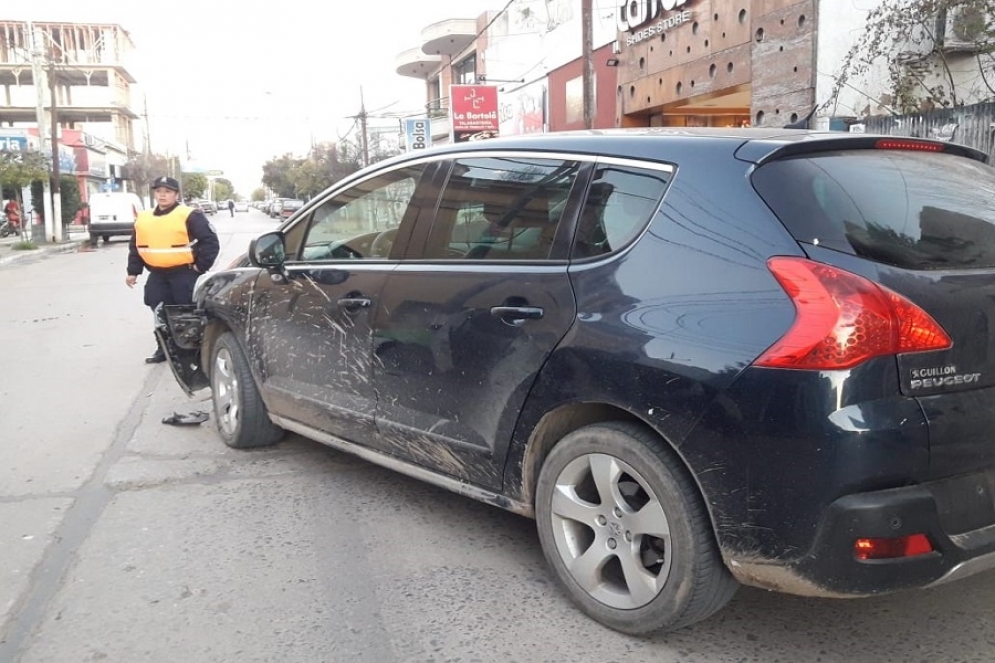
left=0, top=239, right=89, bottom=267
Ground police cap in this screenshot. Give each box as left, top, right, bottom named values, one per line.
left=152, top=176, right=180, bottom=192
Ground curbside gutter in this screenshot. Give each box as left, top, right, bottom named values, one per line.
left=0, top=238, right=89, bottom=267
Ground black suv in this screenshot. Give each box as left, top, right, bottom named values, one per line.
left=157, top=128, right=995, bottom=634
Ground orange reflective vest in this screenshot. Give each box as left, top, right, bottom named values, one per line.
left=135, top=205, right=195, bottom=268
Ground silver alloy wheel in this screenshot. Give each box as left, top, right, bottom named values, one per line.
left=549, top=453, right=673, bottom=609
left=212, top=346, right=240, bottom=436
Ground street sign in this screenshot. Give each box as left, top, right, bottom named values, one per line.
left=206, top=170, right=224, bottom=176
left=403, top=118, right=432, bottom=151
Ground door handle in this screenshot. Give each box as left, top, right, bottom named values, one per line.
left=490, top=306, right=544, bottom=326
left=337, top=297, right=371, bottom=310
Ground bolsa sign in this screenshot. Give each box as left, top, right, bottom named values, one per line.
left=403, top=118, right=432, bottom=150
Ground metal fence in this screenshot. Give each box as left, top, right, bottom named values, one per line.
left=862, top=102, right=995, bottom=162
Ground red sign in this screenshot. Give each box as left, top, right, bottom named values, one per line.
left=450, top=84, right=500, bottom=142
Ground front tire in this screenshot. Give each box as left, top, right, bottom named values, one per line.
left=535, top=422, right=738, bottom=634
left=210, top=332, right=283, bottom=449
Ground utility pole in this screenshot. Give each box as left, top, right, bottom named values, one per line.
left=359, top=86, right=370, bottom=168
left=143, top=94, right=152, bottom=155
left=26, top=21, right=52, bottom=241
left=582, top=0, right=595, bottom=130
left=48, top=60, right=63, bottom=242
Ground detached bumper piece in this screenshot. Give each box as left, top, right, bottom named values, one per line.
left=799, top=468, right=995, bottom=595
left=154, top=304, right=210, bottom=395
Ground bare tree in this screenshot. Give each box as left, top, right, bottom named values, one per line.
left=828, top=0, right=995, bottom=116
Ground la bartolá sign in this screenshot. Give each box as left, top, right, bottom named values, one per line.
left=617, top=0, right=694, bottom=46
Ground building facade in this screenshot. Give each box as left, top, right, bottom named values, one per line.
left=395, top=0, right=620, bottom=145
left=397, top=0, right=994, bottom=142
left=0, top=20, right=138, bottom=205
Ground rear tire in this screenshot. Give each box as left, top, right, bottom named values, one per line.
left=210, top=332, right=283, bottom=449
left=535, top=422, right=738, bottom=634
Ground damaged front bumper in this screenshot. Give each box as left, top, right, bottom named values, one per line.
left=153, top=304, right=210, bottom=395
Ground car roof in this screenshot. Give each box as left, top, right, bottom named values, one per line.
left=374, top=127, right=987, bottom=168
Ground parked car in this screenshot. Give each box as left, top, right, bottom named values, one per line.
left=269, top=198, right=287, bottom=218
left=198, top=200, right=217, bottom=215
left=278, top=198, right=304, bottom=220
left=234, top=201, right=249, bottom=213
left=87, top=191, right=145, bottom=243
left=156, top=128, right=995, bottom=635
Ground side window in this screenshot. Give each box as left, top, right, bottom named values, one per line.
left=573, top=164, right=671, bottom=259
left=422, top=156, right=581, bottom=261
left=295, top=164, right=427, bottom=261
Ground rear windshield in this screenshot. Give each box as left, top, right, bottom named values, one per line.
left=752, top=149, right=995, bottom=270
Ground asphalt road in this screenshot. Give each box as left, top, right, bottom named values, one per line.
left=1, top=208, right=994, bottom=662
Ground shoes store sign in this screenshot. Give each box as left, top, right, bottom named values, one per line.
left=617, top=0, right=694, bottom=46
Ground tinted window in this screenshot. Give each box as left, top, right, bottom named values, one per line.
left=753, top=150, right=995, bottom=270
left=295, top=164, right=427, bottom=261
left=422, top=156, right=581, bottom=261
left=572, top=164, right=670, bottom=259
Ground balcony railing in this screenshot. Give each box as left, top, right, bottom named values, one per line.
left=426, top=97, right=450, bottom=119
left=0, top=21, right=134, bottom=69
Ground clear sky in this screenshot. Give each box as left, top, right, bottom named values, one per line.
left=10, top=0, right=503, bottom=194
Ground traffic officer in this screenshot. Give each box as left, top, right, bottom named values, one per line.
left=126, top=176, right=220, bottom=364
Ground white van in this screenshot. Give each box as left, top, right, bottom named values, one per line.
left=88, top=192, right=145, bottom=244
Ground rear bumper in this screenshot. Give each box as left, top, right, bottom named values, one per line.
left=731, top=469, right=995, bottom=596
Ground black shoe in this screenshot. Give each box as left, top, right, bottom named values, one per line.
left=145, top=348, right=166, bottom=364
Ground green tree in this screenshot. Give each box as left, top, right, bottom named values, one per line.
left=0, top=150, right=49, bottom=221
left=250, top=187, right=266, bottom=202
left=261, top=143, right=363, bottom=200
left=261, top=153, right=304, bottom=198
left=828, top=0, right=995, bottom=115
left=180, top=172, right=208, bottom=199
left=213, top=177, right=235, bottom=202
left=59, top=175, right=81, bottom=226
left=31, top=180, right=44, bottom=223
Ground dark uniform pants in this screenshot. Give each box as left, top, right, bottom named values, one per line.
left=144, top=266, right=200, bottom=309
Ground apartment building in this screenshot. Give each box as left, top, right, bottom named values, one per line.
left=0, top=20, right=137, bottom=197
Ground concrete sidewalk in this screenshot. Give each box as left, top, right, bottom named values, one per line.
left=0, top=226, right=91, bottom=267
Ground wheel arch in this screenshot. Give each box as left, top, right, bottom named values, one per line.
left=516, top=403, right=721, bottom=542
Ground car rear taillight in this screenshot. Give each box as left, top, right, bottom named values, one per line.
left=132, top=205, right=138, bottom=220
left=854, top=534, right=934, bottom=560
left=755, top=257, right=952, bottom=370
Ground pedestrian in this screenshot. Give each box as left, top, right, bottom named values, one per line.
left=126, top=176, right=220, bottom=364
left=227, top=199, right=234, bottom=217
left=4, top=197, right=21, bottom=231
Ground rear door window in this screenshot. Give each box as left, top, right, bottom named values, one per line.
left=421, top=155, right=582, bottom=261
left=571, top=163, right=671, bottom=259
left=753, top=150, right=995, bottom=270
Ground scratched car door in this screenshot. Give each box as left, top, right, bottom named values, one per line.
left=370, top=154, right=584, bottom=489
left=249, top=162, right=435, bottom=445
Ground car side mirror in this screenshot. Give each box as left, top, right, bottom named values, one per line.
left=249, top=232, right=286, bottom=268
